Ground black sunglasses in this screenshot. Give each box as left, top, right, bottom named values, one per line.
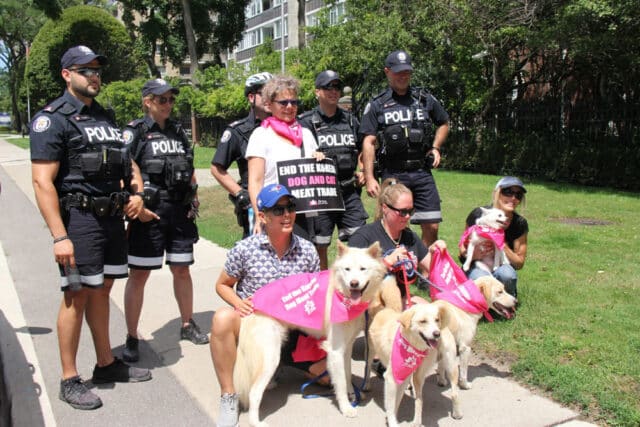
left=69, top=67, right=101, bottom=78
left=320, top=84, right=342, bottom=91
left=267, top=202, right=296, bottom=216
left=386, top=204, right=415, bottom=217
left=273, top=99, right=300, bottom=107
left=154, top=96, right=176, bottom=105
left=501, top=188, right=524, bottom=200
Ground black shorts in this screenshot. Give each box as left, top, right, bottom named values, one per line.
left=382, top=169, right=442, bottom=224
left=313, top=189, right=368, bottom=246
left=59, top=207, right=128, bottom=290
left=128, top=201, right=199, bottom=269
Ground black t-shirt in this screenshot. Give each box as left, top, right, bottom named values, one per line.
left=465, top=206, right=529, bottom=250
left=348, top=220, right=428, bottom=262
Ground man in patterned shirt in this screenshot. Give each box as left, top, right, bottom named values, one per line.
left=209, top=184, right=322, bottom=427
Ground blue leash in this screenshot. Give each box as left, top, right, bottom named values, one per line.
left=301, top=312, right=370, bottom=407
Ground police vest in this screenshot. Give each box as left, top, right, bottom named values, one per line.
left=132, top=123, right=193, bottom=192
left=227, top=116, right=259, bottom=187
left=302, top=109, right=358, bottom=181
left=43, top=99, right=130, bottom=188
left=374, top=88, right=434, bottom=169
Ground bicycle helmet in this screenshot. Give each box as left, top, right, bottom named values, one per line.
left=244, top=72, right=273, bottom=96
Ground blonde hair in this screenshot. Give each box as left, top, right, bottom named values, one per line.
left=142, top=94, right=154, bottom=114
left=492, top=187, right=527, bottom=209
left=262, top=74, right=300, bottom=103
left=375, top=178, right=412, bottom=220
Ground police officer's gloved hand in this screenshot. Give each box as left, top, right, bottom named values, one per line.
left=234, top=189, right=251, bottom=210
left=187, top=199, right=200, bottom=219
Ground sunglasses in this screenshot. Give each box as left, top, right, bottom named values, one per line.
left=273, top=99, right=300, bottom=107
left=386, top=204, right=415, bottom=217
left=320, top=84, right=342, bottom=91
left=501, top=188, right=524, bottom=200
left=154, top=96, right=176, bottom=105
left=267, top=202, right=296, bottom=216
left=69, top=67, right=101, bottom=78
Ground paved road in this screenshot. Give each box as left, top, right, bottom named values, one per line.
left=0, top=137, right=597, bottom=426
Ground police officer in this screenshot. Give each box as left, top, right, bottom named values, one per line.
left=211, top=72, right=273, bottom=237
left=360, top=50, right=450, bottom=247
left=121, top=79, right=208, bottom=363
left=298, top=70, right=367, bottom=269
left=30, top=45, right=150, bottom=410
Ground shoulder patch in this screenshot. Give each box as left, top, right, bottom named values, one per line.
left=122, top=129, right=135, bottom=145
left=32, top=116, right=51, bottom=133
left=220, top=130, right=232, bottom=144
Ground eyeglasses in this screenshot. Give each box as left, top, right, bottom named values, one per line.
left=386, top=204, right=415, bottom=217
left=154, top=96, right=176, bottom=105
left=501, top=188, right=524, bottom=200
left=267, top=202, right=296, bottom=216
left=273, top=99, right=300, bottom=107
left=69, top=67, right=101, bottom=78
left=320, top=84, right=342, bottom=91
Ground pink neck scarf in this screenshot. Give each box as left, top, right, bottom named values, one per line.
left=261, top=116, right=303, bottom=147
left=459, top=225, right=505, bottom=249
left=391, top=328, right=429, bottom=384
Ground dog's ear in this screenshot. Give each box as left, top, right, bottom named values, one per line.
left=399, top=307, right=414, bottom=330
left=475, top=276, right=493, bottom=301
left=438, top=303, right=448, bottom=328
left=336, top=240, right=348, bottom=257
left=479, top=206, right=490, bottom=216
left=367, top=241, right=382, bottom=259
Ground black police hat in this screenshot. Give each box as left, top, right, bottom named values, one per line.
left=142, top=79, right=180, bottom=97
left=385, top=50, right=413, bottom=73
left=61, top=45, right=107, bottom=69
left=315, top=70, right=342, bottom=88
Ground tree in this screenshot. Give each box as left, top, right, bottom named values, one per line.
left=25, top=5, right=145, bottom=112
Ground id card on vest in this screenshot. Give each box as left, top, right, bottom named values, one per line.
left=276, top=158, right=345, bottom=213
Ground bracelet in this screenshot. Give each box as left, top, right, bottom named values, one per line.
left=53, top=235, right=69, bottom=244
left=134, top=192, right=145, bottom=197
left=431, top=146, right=441, bottom=153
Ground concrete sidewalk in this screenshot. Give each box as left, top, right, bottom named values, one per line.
left=0, top=137, right=596, bottom=426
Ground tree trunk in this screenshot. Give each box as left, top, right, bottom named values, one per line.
left=181, top=0, right=199, bottom=143
left=297, top=0, right=306, bottom=49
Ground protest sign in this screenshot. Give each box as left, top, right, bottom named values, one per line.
left=276, top=158, right=345, bottom=213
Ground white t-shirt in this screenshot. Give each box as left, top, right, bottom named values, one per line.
left=245, top=125, right=318, bottom=186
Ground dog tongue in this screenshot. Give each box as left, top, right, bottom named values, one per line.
left=349, top=289, right=362, bottom=304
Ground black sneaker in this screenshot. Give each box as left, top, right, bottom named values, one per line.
left=59, top=376, right=102, bottom=410
left=122, top=335, right=139, bottom=362
left=180, top=319, right=209, bottom=345
left=92, top=357, right=152, bottom=384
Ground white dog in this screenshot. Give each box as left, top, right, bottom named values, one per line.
left=233, top=241, right=388, bottom=426
left=365, top=303, right=462, bottom=426
left=433, top=275, right=517, bottom=389
left=462, top=207, right=509, bottom=273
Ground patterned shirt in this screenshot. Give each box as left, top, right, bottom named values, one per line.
left=224, top=233, right=320, bottom=299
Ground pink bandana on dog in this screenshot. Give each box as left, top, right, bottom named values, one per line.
left=251, top=270, right=369, bottom=330
left=261, top=116, right=303, bottom=147
left=428, top=248, right=493, bottom=321
left=391, top=328, right=429, bottom=384
left=459, top=225, right=505, bottom=249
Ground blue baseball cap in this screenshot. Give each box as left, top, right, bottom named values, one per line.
left=495, top=176, right=527, bottom=193
left=257, top=184, right=295, bottom=211
left=61, top=45, right=107, bottom=69
left=142, top=78, right=179, bottom=97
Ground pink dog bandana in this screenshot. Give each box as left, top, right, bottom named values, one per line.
left=261, top=116, right=303, bottom=147
left=391, top=328, right=429, bottom=384
left=459, top=225, right=505, bottom=249
left=428, top=248, right=493, bottom=321
left=251, top=270, right=370, bottom=331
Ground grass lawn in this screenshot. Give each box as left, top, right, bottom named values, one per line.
left=4, top=136, right=30, bottom=150
left=197, top=169, right=640, bottom=427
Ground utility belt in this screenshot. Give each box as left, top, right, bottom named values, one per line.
left=339, top=176, right=357, bottom=192
left=141, top=184, right=197, bottom=209
left=60, top=192, right=129, bottom=217
left=383, top=158, right=427, bottom=172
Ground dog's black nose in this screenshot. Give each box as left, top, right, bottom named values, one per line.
left=350, top=279, right=359, bottom=288
left=434, top=330, right=440, bottom=338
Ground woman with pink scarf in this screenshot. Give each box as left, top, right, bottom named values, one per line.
left=246, top=74, right=322, bottom=237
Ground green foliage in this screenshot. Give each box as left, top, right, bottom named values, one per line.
left=25, top=5, right=144, bottom=111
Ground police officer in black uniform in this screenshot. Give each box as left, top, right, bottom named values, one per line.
left=30, top=45, right=150, bottom=411
left=360, top=50, right=450, bottom=248
left=298, top=70, right=368, bottom=269
left=121, top=79, right=208, bottom=363
left=211, top=72, right=273, bottom=237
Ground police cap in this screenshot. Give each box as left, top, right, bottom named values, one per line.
left=142, top=78, right=179, bottom=97
left=315, top=70, right=342, bottom=88
left=385, top=50, right=413, bottom=73
left=61, top=45, right=107, bottom=69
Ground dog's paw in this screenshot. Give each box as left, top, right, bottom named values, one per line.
left=341, top=405, right=358, bottom=418
left=459, top=379, right=472, bottom=390
left=255, top=422, right=269, bottom=427
left=452, top=410, right=463, bottom=420
left=437, top=378, right=448, bottom=387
